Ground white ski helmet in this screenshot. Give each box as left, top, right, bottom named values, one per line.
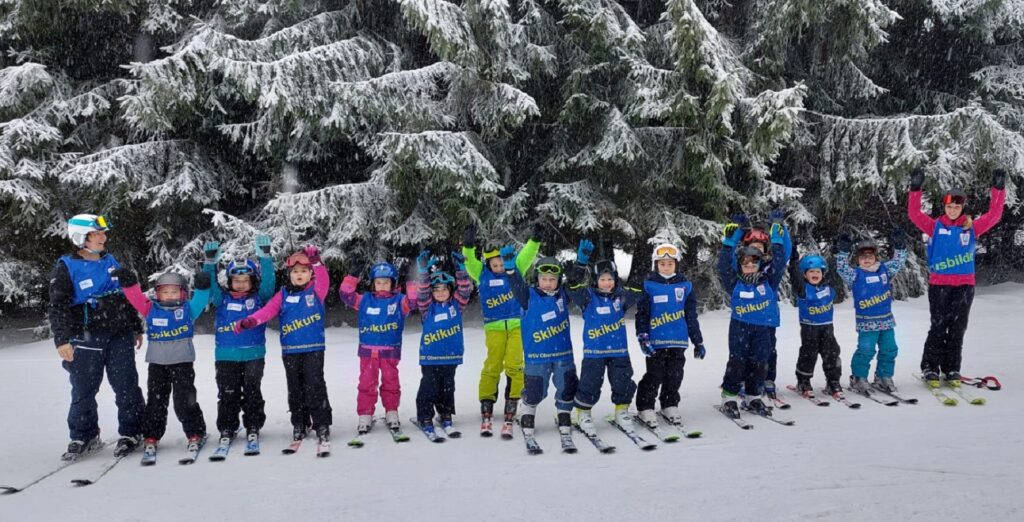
left=651, top=243, right=682, bottom=262
left=67, top=214, right=110, bottom=248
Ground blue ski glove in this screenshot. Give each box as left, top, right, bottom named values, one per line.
left=723, top=225, right=744, bottom=247
left=692, top=343, right=706, bottom=360
left=769, top=208, right=785, bottom=224
left=451, top=251, right=466, bottom=272
left=731, top=213, right=749, bottom=228
left=255, top=235, right=272, bottom=259
left=637, top=333, right=655, bottom=357
left=576, top=239, right=594, bottom=265
left=500, top=245, right=517, bottom=271
left=203, top=241, right=221, bottom=264
left=416, top=249, right=432, bottom=274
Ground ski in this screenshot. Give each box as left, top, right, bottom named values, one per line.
left=1, top=439, right=110, bottom=494
left=822, top=390, right=861, bottom=409
left=948, top=385, right=985, bottom=405
left=634, top=416, right=681, bottom=442
left=870, top=385, right=919, bottom=405
left=282, top=439, right=304, bottom=454
left=140, top=445, right=157, bottom=466
left=436, top=418, right=461, bottom=439
left=244, top=435, right=260, bottom=456
left=480, top=416, right=493, bottom=438
left=178, top=435, right=208, bottom=465
left=605, top=415, right=656, bottom=451
left=411, top=418, right=446, bottom=443
left=315, top=439, right=331, bottom=458
left=786, top=385, right=830, bottom=407
left=348, top=418, right=376, bottom=448
left=657, top=412, right=703, bottom=439
left=714, top=405, right=754, bottom=430
left=767, top=393, right=791, bottom=410
left=522, top=427, right=543, bottom=455
left=740, top=404, right=795, bottom=426
left=500, top=420, right=514, bottom=440
left=388, top=424, right=410, bottom=443
left=70, top=454, right=128, bottom=487
left=913, top=374, right=958, bottom=406
left=572, top=421, right=615, bottom=453
left=847, top=386, right=899, bottom=406
left=559, top=429, right=578, bottom=454
left=208, top=439, right=232, bottom=462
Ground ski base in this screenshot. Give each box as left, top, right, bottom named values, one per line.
left=282, top=439, right=304, bottom=454
left=244, top=438, right=260, bottom=456
left=657, top=412, right=702, bottom=439
left=714, top=405, right=754, bottom=430
left=316, top=441, right=331, bottom=457
left=209, top=441, right=231, bottom=462
left=411, top=418, right=446, bottom=443
left=634, top=417, right=681, bottom=443
left=572, top=422, right=616, bottom=453
left=786, top=385, right=830, bottom=407
left=605, top=415, right=656, bottom=451
left=848, top=386, right=899, bottom=406
left=178, top=435, right=208, bottom=465
left=2, top=439, right=112, bottom=494
left=741, top=404, right=795, bottom=426
left=389, top=425, right=410, bottom=443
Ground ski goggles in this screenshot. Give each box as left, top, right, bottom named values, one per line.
left=69, top=215, right=110, bottom=230
left=430, top=272, right=455, bottom=286
left=227, top=260, right=258, bottom=276
left=536, top=263, right=562, bottom=275
left=653, top=245, right=680, bottom=259
left=286, top=252, right=311, bottom=268
left=743, top=229, right=769, bottom=244
left=942, top=193, right=966, bottom=205
left=482, top=249, right=501, bottom=260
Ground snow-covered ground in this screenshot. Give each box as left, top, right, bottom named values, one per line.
left=1, top=284, right=1021, bottom=521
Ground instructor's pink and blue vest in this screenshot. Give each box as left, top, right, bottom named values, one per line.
left=730, top=280, right=779, bottom=327
left=478, top=269, right=522, bottom=323
left=358, top=292, right=405, bottom=347
left=279, top=286, right=325, bottom=354
left=851, top=265, right=893, bottom=327
left=927, top=221, right=975, bottom=276
left=215, top=293, right=267, bottom=360
left=419, top=301, right=464, bottom=366
left=61, top=255, right=122, bottom=307
left=146, top=302, right=196, bottom=365
left=797, top=283, right=834, bottom=325
left=644, top=279, right=692, bottom=349
left=582, top=290, right=628, bottom=358
left=520, top=288, right=573, bottom=363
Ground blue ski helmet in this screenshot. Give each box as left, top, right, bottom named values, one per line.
left=798, top=255, right=827, bottom=274
left=226, top=259, right=260, bottom=288
left=369, top=262, right=398, bottom=283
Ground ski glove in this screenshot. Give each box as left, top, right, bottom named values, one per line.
left=637, top=333, right=655, bottom=357
left=234, top=317, right=258, bottom=333
left=909, top=168, right=925, bottom=192
left=769, top=208, right=785, bottom=224
left=692, top=343, right=706, bottom=360
left=576, top=239, right=594, bottom=265
left=303, top=245, right=321, bottom=265
left=193, top=272, right=211, bottom=290
left=530, top=222, right=545, bottom=242
left=770, top=222, right=785, bottom=244
left=891, top=226, right=907, bottom=250
left=416, top=249, right=433, bottom=274
left=500, top=245, right=517, bottom=271
left=203, top=241, right=221, bottom=264
left=451, top=251, right=466, bottom=272
left=463, top=224, right=478, bottom=248
left=255, top=235, right=272, bottom=258
left=722, top=224, right=743, bottom=247
left=112, top=268, right=138, bottom=288
left=730, top=213, right=749, bottom=228
left=993, top=168, right=1006, bottom=190
left=833, top=234, right=854, bottom=254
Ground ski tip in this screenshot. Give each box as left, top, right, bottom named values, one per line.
left=684, top=432, right=702, bottom=439
left=1, top=488, right=20, bottom=495
left=70, top=479, right=92, bottom=487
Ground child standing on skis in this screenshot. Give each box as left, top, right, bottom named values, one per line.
left=506, top=246, right=578, bottom=452
left=788, top=251, right=844, bottom=397
left=115, top=268, right=211, bottom=462
left=717, top=222, right=787, bottom=417
left=566, top=240, right=644, bottom=434
left=461, top=223, right=542, bottom=436
left=633, top=242, right=705, bottom=428
left=236, top=246, right=332, bottom=451
left=338, top=258, right=416, bottom=435
left=413, top=250, right=474, bottom=438
left=201, top=235, right=277, bottom=454
left=835, top=229, right=909, bottom=394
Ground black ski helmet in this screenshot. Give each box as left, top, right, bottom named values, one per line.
left=591, top=259, right=619, bottom=288
left=736, top=246, right=765, bottom=269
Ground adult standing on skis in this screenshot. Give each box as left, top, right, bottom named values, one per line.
left=906, top=168, right=1007, bottom=387
left=49, top=214, right=146, bottom=461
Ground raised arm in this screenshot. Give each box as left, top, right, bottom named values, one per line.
left=203, top=262, right=222, bottom=309
left=257, top=256, right=276, bottom=302
left=973, top=185, right=1007, bottom=237
left=113, top=269, right=153, bottom=317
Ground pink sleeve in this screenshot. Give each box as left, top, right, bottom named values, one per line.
left=454, top=270, right=472, bottom=309
left=248, top=291, right=283, bottom=326
left=338, top=275, right=362, bottom=309
left=402, top=281, right=417, bottom=316
left=972, top=188, right=1006, bottom=237
left=122, top=284, right=152, bottom=317
left=313, top=264, right=329, bottom=302
left=907, top=190, right=936, bottom=235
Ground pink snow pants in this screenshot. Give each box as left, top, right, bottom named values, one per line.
left=356, top=352, right=401, bottom=416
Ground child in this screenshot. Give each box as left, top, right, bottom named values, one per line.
left=236, top=246, right=332, bottom=447
left=413, top=250, right=474, bottom=436
left=835, top=229, right=908, bottom=393
left=506, top=247, right=578, bottom=449
left=115, top=268, right=211, bottom=460
left=717, top=222, right=787, bottom=417
left=566, top=240, right=644, bottom=432
left=461, top=223, right=542, bottom=435
left=338, top=258, right=416, bottom=434
left=202, top=235, right=276, bottom=451
left=788, top=252, right=843, bottom=397
left=633, top=242, right=705, bottom=427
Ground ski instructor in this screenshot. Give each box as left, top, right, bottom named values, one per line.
left=49, top=214, right=146, bottom=460
left=906, top=168, right=1007, bottom=387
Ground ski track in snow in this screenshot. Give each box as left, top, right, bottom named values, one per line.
left=1, top=284, right=1021, bottom=520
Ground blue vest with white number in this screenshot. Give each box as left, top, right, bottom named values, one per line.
left=61, top=255, right=122, bottom=306
left=279, top=286, right=325, bottom=354
left=582, top=290, right=628, bottom=358
left=520, top=288, right=572, bottom=363
left=215, top=293, right=266, bottom=348
left=643, top=279, right=692, bottom=349
left=730, top=280, right=779, bottom=327
left=797, top=283, right=834, bottom=325
left=851, top=265, right=893, bottom=326
left=358, top=292, right=405, bottom=347
left=147, top=302, right=193, bottom=342
left=420, top=301, right=464, bottom=366
left=927, top=221, right=976, bottom=276
left=479, top=269, right=521, bottom=322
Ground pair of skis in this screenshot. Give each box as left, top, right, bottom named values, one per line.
left=913, top=374, right=986, bottom=406
left=208, top=433, right=261, bottom=462
left=1, top=438, right=120, bottom=493
left=281, top=429, right=332, bottom=457
left=480, top=416, right=515, bottom=439
left=411, top=418, right=463, bottom=443
left=347, top=417, right=411, bottom=448
left=714, top=402, right=796, bottom=429
left=142, top=434, right=211, bottom=466
left=529, top=414, right=660, bottom=455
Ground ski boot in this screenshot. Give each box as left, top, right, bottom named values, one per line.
left=614, top=404, right=634, bottom=430
left=945, top=371, right=962, bottom=388
left=315, top=427, right=331, bottom=457
left=501, top=399, right=518, bottom=439
left=357, top=415, right=373, bottom=435
left=186, top=434, right=205, bottom=453
left=292, top=425, right=309, bottom=442
left=636, top=409, right=658, bottom=426
left=480, top=400, right=494, bottom=437
left=922, top=369, right=941, bottom=389
left=439, top=414, right=455, bottom=433
left=574, top=408, right=595, bottom=434
left=744, top=396, right=770, bottom=416
left=764, top=380, right=778, bottom=401
left=520, top=411, right=536, bottom=438
left=873, top=376, right=897, bottom=393
left=796, top=379, right=814, bottom=394
left=826, top=380, right=844, bottom=397
left=113, top=434, right=142, bottom=457
left=385, top=410, right=401, bottom=431
left=62, top=435, right=103, bottom=461
left=720, top=392, right=741, bottom=419
left=849, top=375, right=871, bottom=394
left=217, top=429, right=235, bottom=447
left=659, top=406, right=682, bottom=426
